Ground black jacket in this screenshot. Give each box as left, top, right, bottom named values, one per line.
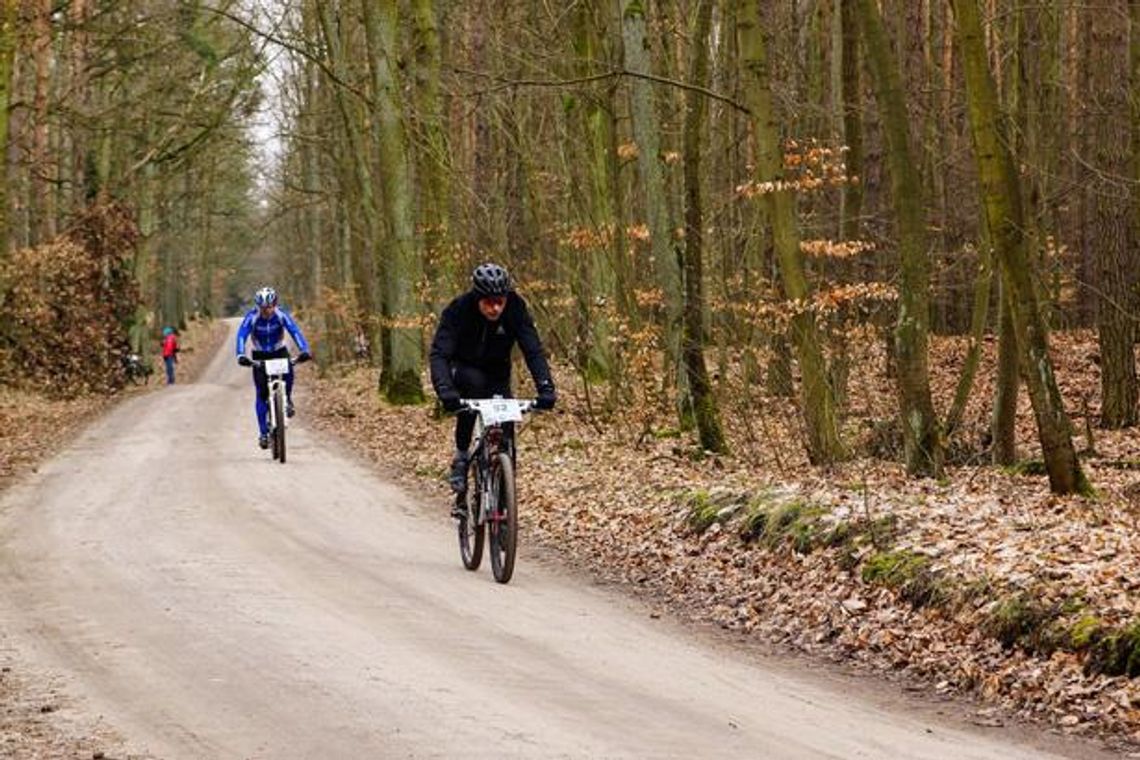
left=429, top=290, right=553, bottom=396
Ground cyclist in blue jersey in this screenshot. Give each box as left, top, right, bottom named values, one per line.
left=236, top=286, right=312, bottom=449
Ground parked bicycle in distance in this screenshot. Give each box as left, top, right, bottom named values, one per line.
left=119, top=349, right=152, bottom=386
left=455, top=397, right=538, bottom=584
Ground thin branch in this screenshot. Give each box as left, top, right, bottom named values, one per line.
left=451, top=66, right=752, bottom=114
left=200, top=4, right=372, bottom=106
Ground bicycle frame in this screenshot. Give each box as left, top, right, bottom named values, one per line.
left=462, top=398, right=531, bottom=526
left=263, top=358, right=291, bottom=434
left=455, top=397, right=535, bottom=583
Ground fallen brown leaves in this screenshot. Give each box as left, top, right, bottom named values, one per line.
left=309, top=329, right=1140, bottom=752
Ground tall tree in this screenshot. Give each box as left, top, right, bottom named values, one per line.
left=620, top=0, right=683, bottom=386
left=838, top=0, right=864, bottom=243
left=362, top=0, right=425, bottom=403
left=954, top=0, right=1090, bottom=495
left=1089, top=0, right=1137, bottom=428
left=739, top=0, right=845, bottom=465
left=680, top=0, right=726, bottom=454
left=857, top=0, right=942, bottom=477
left=0, top=0, right=16, bottom=257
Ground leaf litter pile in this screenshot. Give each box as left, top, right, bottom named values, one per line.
left=309, top=330, right=1140, bottom=753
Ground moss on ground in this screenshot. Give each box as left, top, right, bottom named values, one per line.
left=1086, top=621, right=1140, bottom=678
left=861, top=549, right=947, bottom=608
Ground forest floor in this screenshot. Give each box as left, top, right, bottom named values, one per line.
left=305, top=329, right=1140, bottom=756
left=0, top=318, right=225, bottom=759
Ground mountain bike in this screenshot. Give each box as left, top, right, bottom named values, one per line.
left=455, top=398, right=536, bottom=584
left=119, top=349, right=152, bottom=385
left=249, top=356, right=296, bottom=463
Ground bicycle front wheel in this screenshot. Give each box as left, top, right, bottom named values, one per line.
left=488, top=452, right=517, bottom=584
left=458, top=457, right=484, bottom=570
left=273, top=390, right=287, bottom=463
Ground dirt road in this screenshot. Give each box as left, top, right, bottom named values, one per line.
left=0, top=327, right=1116, bottom=759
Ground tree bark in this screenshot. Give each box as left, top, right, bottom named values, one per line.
left=992, top=274, right=1018, bottom=465
left=412, top=0, right=452, bottom=311
left=857, top=0, right=943, bottom=477
left=954, top=0, right=1090, bottom=495
left=839, top=0, right=864, bottom=243
left=681, top=0, right=726, bottom=454
left=362, top=0, right=425, bottom=403
left=621, top=0, right=684, bottom=394
left=1090, top=1, right=1138, bottom=428
left=740, top=0, right=845, bottom=465
left=317, top=0, right=383, bottom=365
left=0, top=0, right=17, bottom=258
left=572, top=0, right=617, bottom=381
left=31, top=0, right=55, bottom=244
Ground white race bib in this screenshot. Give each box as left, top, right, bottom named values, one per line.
left=264, top=358, right=291, bottom=376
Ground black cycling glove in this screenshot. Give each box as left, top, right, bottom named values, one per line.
left=535, top=379, right=557, bottom=410
left=296, top=351, right=312, bottom=364
left=439, top=389, right=463, bottom=413
left=237, top=355, right=253, bottom=367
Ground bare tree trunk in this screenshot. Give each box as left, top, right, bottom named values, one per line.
left=1090, top=1, right=1138, bottom=428
left=839, top=0, right=864, bottom=243
left=992, top=274, right=1018, bottom=465
left=572, top=0, right=617, bottom=381
left=0, top=0, right=17, bottom=258
left=362, top=0, right=425, bottom=403
left=857, top=0, right=943, bottom=477
left=955, top=0, right=1090, bottom=495
left=621, top=0, right=684, bottom=396
left=681, top=0, right=726, bottom=454
left=412, top=0, right=452, bottom=311
left=740, top=0, right=845, bottom=465
left=31, top=0, right=55, bottom=244
left=945, top=235, right=992, bottom=438
left=317, top=0, right=383, bottom=364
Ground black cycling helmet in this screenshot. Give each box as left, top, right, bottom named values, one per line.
left=471, top=263, right=512, bottom=297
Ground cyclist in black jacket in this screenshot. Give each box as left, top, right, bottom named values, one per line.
left=430, top=263, right=557, bottom=506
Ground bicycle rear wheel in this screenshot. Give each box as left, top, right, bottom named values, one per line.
left=273, top=391, right=286, bottom=463
left=458, top=457, right=484, bottom=570
left=488, top=453, right=517, bottom=584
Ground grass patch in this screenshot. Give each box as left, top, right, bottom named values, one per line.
left=1069, top=615, right=1104, bottom=650
left=1002, top=459, right=1048, bottom=477
left=737, top=494, right=773, bottom=542
left=1086, top=621, right=1140, bottom=678
left=862, top=549, right=946, bottom=608
left=684, top=489, right=744, bottom=534
left=983, top=594, right=1052, bottom=650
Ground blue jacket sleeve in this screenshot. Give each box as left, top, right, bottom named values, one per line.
left=280, top=310, right=311, bottom=354
left=236, top=311, right=254, bottom=356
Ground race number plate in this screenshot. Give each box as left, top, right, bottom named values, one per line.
left=480, top=400, right=524, bottom=425
left=264, top=358, right=291, bottom=376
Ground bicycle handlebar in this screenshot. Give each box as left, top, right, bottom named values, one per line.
left=458, top=398, right=538, bottom=412
left=240, top=354, right=311, bottom=370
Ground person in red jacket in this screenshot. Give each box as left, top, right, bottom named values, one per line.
left=161, top=327, right=179, bottom=385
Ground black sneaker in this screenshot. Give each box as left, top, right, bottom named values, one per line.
left=449, top=452, right=468, bottom=493
left=286, top=399, right=295, bottom=418
left=258, top=434, right=269, bottom=450
left=451, top=495, right=468, bottom=520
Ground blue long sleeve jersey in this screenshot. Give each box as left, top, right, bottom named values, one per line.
left=236, top=307, right=311, bottom=356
